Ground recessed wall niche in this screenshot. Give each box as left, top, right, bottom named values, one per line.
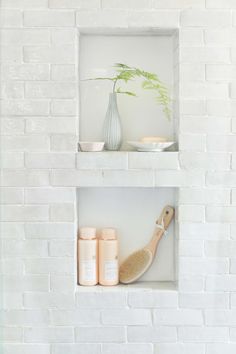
left=77, top=187, right=178, bottom=286
left=79, top=29, right=179, bottom=151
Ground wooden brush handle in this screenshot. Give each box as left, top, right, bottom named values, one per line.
left=146, top=205, right=174, bottom=255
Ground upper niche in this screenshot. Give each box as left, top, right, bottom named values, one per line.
left=79, top=30, right=178, bottom=151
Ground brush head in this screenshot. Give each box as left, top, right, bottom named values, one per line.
left=119, top=248, right=152, bottom=284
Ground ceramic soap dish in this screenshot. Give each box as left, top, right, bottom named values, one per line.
left=78, top=142, right=105, bottom=152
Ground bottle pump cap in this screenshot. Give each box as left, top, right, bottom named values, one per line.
left=100, top=228, right=117, bottom=240
left=79, top=227, right=96, bottom=240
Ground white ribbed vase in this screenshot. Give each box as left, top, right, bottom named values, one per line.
left=103, top=93, right=122, bottom=151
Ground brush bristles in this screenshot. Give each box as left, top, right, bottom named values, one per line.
left=119, top=249, right=151, bottom=284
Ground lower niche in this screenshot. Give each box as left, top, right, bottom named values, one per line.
left=76, top=187, right=178, bottom=288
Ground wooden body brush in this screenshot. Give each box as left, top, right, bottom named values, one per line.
left=119, top=205, right=174, bottom=284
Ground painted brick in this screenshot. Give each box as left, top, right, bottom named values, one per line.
left=1, top=275, right=49, bottom=292
left=208, top=100, right=231, bottom=116
left=179, top=223, right=230, bottom=240
left=179, top=63, right=205, bottom=82
left=1, top=205, right=49, bottom=222
left=1, top=119, right=24, bottom=135
left=0, top=45, right=22, bottom=62
left=25, top=187, right=75, bottom=204
left=180, top=47, right=230, bottom=63
left=207, top=172, right=236, bottom=187
left=206, top=310, right=236, bottom=326
left=206, top=344, right=236, bottom=354
left=76, top=292, right=127, bottom=308
left=180, top=83, right=229, bottom=99
left=2, top=240, right=48, bottom=258
left=204, top=29, right=232, bottom=45
left=0, top=100, right=49, bottom=116
left=153, top=0, right=205, bottom=8
left=154, top=344, right=205, bottom=354
left=155, top=170, right=204, bottom=187
left=0, top=222, right=25, bottom=239
left=180, top=117, right=231, bottom=134
left=180, top=152, right=230, bottom=170
left=207, top=135, right=236, bottom=151
left=25, top=258, right=74, bottom=274
left=178, top=326, right=229, bottom=342
left=50, top=0, right=100, bottom=9
left=206, top=65, right=236, bottom=81
left=0, top=82, right=24, bottom=99
left=128, top=152, right=179, bottom=169
left=206, top=275, right=236, bottom=291
left=207, top=0, right=236, bottom=8
left=49, top=240, right=74, bottom=257
left=0, top=10, right=22, bottom=27
left=179, top=188, right=230, bottom=204
left=50, top=275, right=75, bottom=292
left=205, top=241, right=236, bottom=257
left=153, top=309, right=203, bottom=325
left=24, top=327, right=74, bottom=343
left=25, top=82, right=76, bottom=99
left=1, top=170, right=49, bottom=187
left=51, top=309, right=100, bottom=325
left=179, top=28, right=204, bottom=46
left=23, top=45, right=75, bottom=64
left=2, top=309, right=49, bottom=326
left=179, top=240, right=204, bottom=257
left=52, top=169, right=154, bottom=187
left=75, top=326, right=126, bottom=343
left=23, top=292, right=75, bottom=309
left=1, top=64, right=50, bottom=80
left=1, top=344, right=50, bottom=354
left=101, top=0, right=152, bottom=9
left=50, top=135, right=78, bottom=151
left=51, top=99, right=77, bottom=116
left=178, top=275, right=205, bottom=292
left=52, top=344, right=101, bottom=354
left=179, top=134, right=206, bottom=151
left=178, top=205, right=205, bottom=222
left=51, top=65, right=76, bottom=81
left=50, top=203, right=75, bottom=222
left=0, top=326, right=23, bottom=343
left=179, top=258, right=229, bottom=275
left=101, top=309, right=151, bottom=325
left=23, top=11, right=75, bottom=27
left=0, top=29, right=50, bottom=45
left=128, top=291, right=178, bottom=308
left=51, top=29, right=76, bottom=45
left=77, top=152, right=128, bottom=170
left=0, top=0, right=48, bottom=8
left=179, top=293, right=229, bottom=309
left=127, top=326, right=177, bottom=343
left=26, top=118, right=77, bottom=134
left=0, top=188, right=24, bottom=204
left=25, top=153, right=75, bottom=168
left=181, top=10, right=231, bottom=27
left=103, top=343, right=153, bottom=354
left=2, top=135, right=49, bottom=152
left=2, top=292, right=23, bottom=310
left=206, top=206, right=236, bottom=222
left=25, top=223, right=74, bottom=239
left=0, top=259, right=24, bottom=275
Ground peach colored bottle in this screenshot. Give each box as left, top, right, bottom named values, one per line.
left=78, top=227, right=98, bottom=286
left=99, top=228, right=119, bottom=286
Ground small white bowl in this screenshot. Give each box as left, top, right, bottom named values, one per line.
left=78, top=141, right=105, bottom=152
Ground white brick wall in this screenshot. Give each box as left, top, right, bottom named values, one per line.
left=1, top=2, right=236, bottom=354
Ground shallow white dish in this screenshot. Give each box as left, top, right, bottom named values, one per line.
left=127, top=141, right=175, bottom=152
left=78, top=141, right=105, bottom=152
